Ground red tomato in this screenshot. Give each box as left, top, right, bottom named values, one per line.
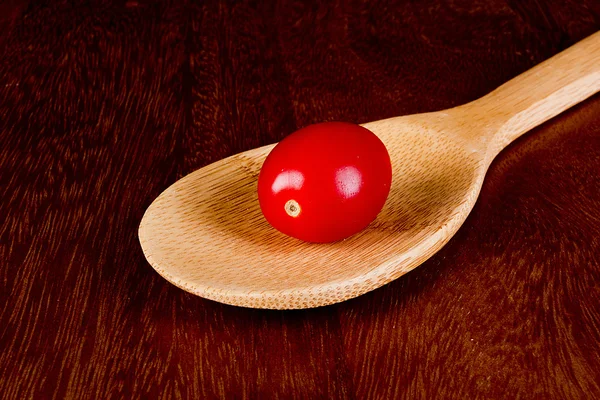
left=257, top=122, right=392, bottom=243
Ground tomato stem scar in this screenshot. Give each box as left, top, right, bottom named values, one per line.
left=285, top=200, right=301, bottom=217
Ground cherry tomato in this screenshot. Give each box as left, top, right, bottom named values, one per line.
left=257, top=122, right=392, bottom=243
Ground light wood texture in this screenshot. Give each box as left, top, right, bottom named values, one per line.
left=139, top=32, right=600, bottom=310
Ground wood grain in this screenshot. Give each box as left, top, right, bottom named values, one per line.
left=139, top=31, right=600, bottom=309
left=1, top=0, right=600, bottom=398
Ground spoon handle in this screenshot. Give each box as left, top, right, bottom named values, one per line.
left=475, top=31, right=600, bottom=157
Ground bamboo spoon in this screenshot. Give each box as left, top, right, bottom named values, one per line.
left=139, top=32, right=600, bottom=309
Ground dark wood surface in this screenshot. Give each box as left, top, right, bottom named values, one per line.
left=2, top=1, right=600, bottom=398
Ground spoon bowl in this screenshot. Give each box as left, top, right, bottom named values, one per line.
left=139, top=32, right=600, bottom=309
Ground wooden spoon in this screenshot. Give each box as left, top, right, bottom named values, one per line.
left=139, top=32, right=600, bottom=309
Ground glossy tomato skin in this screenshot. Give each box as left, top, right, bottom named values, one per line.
left=257, top=122, right=392, bottom=243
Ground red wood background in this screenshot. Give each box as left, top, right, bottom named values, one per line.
left=1, top=1, right=600, bottom=398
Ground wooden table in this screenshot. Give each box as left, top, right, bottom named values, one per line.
left=2, top=1, right=599, bottom=398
